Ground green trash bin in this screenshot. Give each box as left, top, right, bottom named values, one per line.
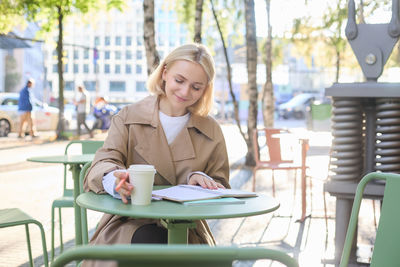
left=310, top=103, right=331, bottom=131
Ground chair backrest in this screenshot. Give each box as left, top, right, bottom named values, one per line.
left=62, top=141, right=103, bottom=194
left=51, top=244, right=299, bottom=267
left=79, top=161, right=92, bottom=245
left=340, top=172, right=400, bottom=267
left=253, top=128, right=292, bottom=164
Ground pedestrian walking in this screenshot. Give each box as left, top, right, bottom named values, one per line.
left=18, top=78, right=36, bottom=138
left=74, top=85, right=93, bottom=138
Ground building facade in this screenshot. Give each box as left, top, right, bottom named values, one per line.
left=44, top=0, right=188, bottom=104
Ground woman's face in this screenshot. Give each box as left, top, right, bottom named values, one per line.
left=160, top=60, right=208, bottom=116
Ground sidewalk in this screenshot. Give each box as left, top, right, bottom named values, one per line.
left=0, top=121, right=377, bottom=266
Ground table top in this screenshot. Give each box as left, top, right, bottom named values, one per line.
left=77, top=189, right=280, bottom=220
left=27, top=154, right=95, bottom=164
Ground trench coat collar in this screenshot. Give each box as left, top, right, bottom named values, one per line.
left=125, top=95, right=215, bottom=140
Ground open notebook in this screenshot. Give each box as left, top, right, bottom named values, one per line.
left=152, top=185, right=257, bottom=205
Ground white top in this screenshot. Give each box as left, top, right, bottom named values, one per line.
left=75, top=91, right=90, bottom=114
left=159, top=111, right=190, bottom=144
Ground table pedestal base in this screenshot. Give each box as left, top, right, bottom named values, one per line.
left=161, top=219, right=196, bottom=244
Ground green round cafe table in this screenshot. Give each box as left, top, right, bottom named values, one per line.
left=77, top=188, right=280, bottom=244
left=27, top=154, right=95, bottom=247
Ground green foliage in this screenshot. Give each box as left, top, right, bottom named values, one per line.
left=175, top=0, right=196, bottom=35
left=0, top=0, right=27, bottom=33
left=259, top=37, right=286, bottom=68
left=175, top=0, right=244, bottom=50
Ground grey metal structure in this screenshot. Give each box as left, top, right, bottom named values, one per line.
left=324, top=0, right=400, bottom=266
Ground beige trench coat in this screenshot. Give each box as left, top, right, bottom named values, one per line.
left=82, top=95, right=230, bottom=264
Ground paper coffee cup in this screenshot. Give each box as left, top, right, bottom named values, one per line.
left=128, top=164, right=156, bottom=205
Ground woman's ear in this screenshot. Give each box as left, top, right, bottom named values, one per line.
left=161, top=65, right=167, bottom=80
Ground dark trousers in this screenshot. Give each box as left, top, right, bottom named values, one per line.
left=77, top=112, right=92, bottom=136
left=131, top=224, right=168, bottom=244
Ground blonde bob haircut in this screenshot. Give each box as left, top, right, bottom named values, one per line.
left=147, top=43, right=215, bottom=117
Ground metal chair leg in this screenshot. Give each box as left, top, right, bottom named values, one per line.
left=59, top=208, right=63, bottom=253
left=24, top=224, right=33, bottom=267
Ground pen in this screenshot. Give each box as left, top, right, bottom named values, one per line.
left=115, top=176, right=128, bottom=191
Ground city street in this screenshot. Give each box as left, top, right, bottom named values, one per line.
left=0, top=119, right=376, bottom=266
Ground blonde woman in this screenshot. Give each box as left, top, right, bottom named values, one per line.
left=83, top=44, right=229, bottom=264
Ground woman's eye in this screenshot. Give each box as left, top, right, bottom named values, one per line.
left=175, top=79, right=183, bottom=83
left=192, top=86, right=201, bottom=91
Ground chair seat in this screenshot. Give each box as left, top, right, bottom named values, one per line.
left=52, top=196, right=74, bottom=208
left=0, top=208, right=35, bottom=227
left=256, top=161, right=303, bottom=170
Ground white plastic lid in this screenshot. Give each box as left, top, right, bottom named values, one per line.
left=128, top=164, right=156, bottom=172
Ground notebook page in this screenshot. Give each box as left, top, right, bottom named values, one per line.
left=152, top=185, right=221, bottom=202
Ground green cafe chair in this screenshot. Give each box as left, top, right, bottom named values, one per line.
left=340, top=172, right=400, bottom=267
left=51, top=244, right=299, bottom=267
left=51, top=140, right=103, bottom=260
left=79, top=161, right=93, bottom=245
left=0, top=208, right=49, bottom=267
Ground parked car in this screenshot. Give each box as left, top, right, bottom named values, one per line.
left=278, top=93, right=315, bottom=119
left=0, top=92, right=59, bottom=137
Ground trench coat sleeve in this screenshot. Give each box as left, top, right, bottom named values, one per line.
left=203, top=124, right=230, bottom=189
left=84, top=109, right=129, bottom=193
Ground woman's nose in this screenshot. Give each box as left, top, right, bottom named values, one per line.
left=180, top=84, right=191, bottom=96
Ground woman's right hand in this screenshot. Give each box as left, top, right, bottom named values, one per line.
left=114, top=171, right=133, bottom=204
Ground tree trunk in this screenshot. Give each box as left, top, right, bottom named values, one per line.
left=262, top=0, right=274, bottom=128
left=56, top=5, right=67, bottom=139
left=359, top=0, right=365, bottom=24
left=194, top=0, right=204, bottom=43
left=143, top=0, right=159, bottom=75
left=210, top=0, right=246, bottom=141
left=244, top=0, right=258, bottom=166
left=335, top=50, right=340, bottom=83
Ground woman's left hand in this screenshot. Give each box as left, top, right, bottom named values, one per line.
left=188, top=174, right=225, bottom=190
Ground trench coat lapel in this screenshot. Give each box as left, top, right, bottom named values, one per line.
left=127, top=96, right=176, bottom=185
left=170, top=127, right=195, bottom=161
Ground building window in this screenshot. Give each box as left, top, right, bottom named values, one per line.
left=104, top=64, right=110, bottom=73
left=105, top=51, right=110, bottom=60
left=115, top=51, right=121, bottom=60
left=84, top=81, right=96, bottom=92
left=73, top=50, right=79, bottom=59
left=109, top=81, right=126, bottom=92
left=63, top=64, right=68, bottom=73
left=126, top=64, right=131, bottom=74
left=74, top=64, right=79, bottom=73
left=136, top=65, right=142, bottom=74
left=115, top=36, right=121, bottom=46
left=126, top=36, right=132, bottom=46
left=158, top=35, right=165, bottom=46
left=65, top=81, right=75, bottom=91
left=137, top=36, right=143, bottom=46
left=136, top=81, right=146, bottom=92
left=53, top=64, right=58, bottom=73
left=84, top=49, right=89, bottom=59
left=105, top=36, right=110, bottom=46
left=115, top=64, right=121, bottom=74
left=83, top=64, right=89, bottom=73
left=126, top=50, right=132, bottom=59
left=136, top=50, right=142, bottom=60
left=94, top=36, right=100, bottom=46
left=169, top=36, right=176, bottom=47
